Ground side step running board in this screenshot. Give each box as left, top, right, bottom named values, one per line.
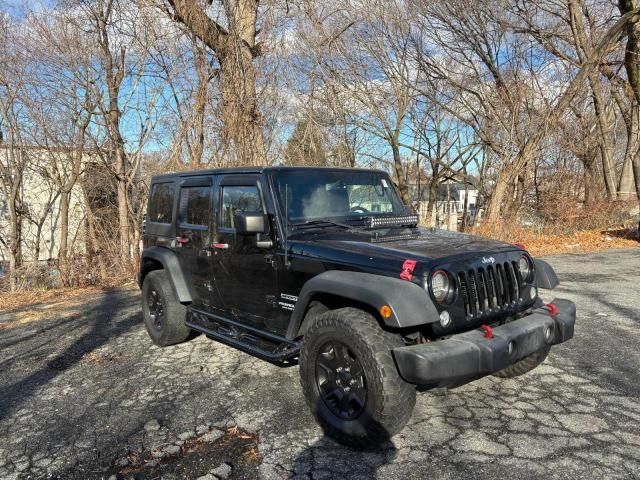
left=186, top=308, right=301, bottom=363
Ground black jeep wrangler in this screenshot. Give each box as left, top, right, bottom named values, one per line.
left=139, top=166, right=575, bottom=444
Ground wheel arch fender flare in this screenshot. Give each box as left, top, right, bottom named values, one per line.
left=286, top=270, right=440, bottom=339
left=139, top=247, right=194, bottom=303
left=533, top=258, right=559, bottom=290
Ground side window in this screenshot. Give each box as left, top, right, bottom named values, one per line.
left=220, top=185, right=262, bottom=228
left=148, top=183, right=175, bottom=224
left=179, top=186, right=212, bottom=226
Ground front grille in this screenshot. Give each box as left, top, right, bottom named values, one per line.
left=458, top=262, right=523, bottom=318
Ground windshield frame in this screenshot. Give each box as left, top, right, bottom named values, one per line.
left=267, top=168, right=408, bottom=230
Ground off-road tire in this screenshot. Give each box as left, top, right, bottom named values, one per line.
left=493, top=346, right=550, bottom=378
left=299, top=307, right=416, bottom=446
left=141, top=270, right=191, bottom=346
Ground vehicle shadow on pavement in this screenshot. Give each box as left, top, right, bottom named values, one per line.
left=0, top=289, right=141, bottom=423
left=288, top=402, right=397, bottom=479
left=260, top=360, right=640, bottom=479
left=289, top=437, right=397, bottom=479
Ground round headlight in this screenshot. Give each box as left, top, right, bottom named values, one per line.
left=518, top=255, right=532, bottom=280
left=431, top=270, right=453, bottom=303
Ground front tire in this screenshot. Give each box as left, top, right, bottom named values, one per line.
left=299, top=308, right=416, bottom=446
left=493, top=346, right=550, bottom=378
left=141, top=270, right=191, bottom=346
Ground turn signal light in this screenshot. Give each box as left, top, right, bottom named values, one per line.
left=380, top=305, right=392, bottom=319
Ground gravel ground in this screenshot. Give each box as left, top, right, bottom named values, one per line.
left=0, top=248, right=639, bottom=480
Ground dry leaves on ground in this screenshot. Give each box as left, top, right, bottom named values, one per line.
left=473, top=226, right=640, bottom=257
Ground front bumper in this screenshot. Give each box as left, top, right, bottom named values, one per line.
left=393, top=298, right=576, bottom=387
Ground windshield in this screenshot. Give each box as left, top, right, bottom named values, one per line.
left=272, top=169, right=406, bottom=224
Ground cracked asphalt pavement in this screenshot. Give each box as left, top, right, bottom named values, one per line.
left=1, top=248, right=639, bottom=479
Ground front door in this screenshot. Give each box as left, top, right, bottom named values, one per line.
left=209, top=175, right=280, bottom=332
left=175, top=176, right=220, bottom=309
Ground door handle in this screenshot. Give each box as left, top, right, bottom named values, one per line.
left=212, top=243, right=229, bottom=250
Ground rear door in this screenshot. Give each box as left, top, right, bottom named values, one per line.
left=175, top=176, right=220, bottom=309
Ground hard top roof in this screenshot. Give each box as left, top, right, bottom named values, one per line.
left=150, top=165, right=387, bottom=183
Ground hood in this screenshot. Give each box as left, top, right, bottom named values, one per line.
left=289, top=227, right=521, bottom=270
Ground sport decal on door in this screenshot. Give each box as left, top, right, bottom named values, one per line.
left=278, top=293, right=298, bottom=311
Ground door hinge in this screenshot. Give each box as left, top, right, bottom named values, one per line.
left=264, top=254, right=276, bottom=268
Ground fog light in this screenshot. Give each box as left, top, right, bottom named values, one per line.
left=508, top=341, right=516, bottom=355
left=439, top=310, right=451, bottom=327
left=529, top=287, right=537, bottom=300
left=544, top=325, right=553, bottom=343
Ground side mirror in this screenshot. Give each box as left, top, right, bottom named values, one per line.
left=234, top=212, right=266, bottom=234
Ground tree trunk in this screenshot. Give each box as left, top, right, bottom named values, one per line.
left=588, top=73, right=618, bottom=200
left=485, top=165, right=513, bottom=222
left=106, top=71, right=130, bottom=265
left=168, top=0, right=265, bottom=166
left=583, top=154, right=600, bottom=204
left=191, top=43, right=208, bottom=167
left=619, top=153, right=637, bottom=198
left=219, top=40, right=264, bottom=165
left=391, top=141, right=409, bottom=204
left=634, top=147, right=640, bottom=201
left=8, top=205, right=21, bottom=291
left=461, top=179, right=469, bottom=232
left=33, top=223, right=42, bottom=263
left=58, top=191, right=70, bottom=283
left=512, top=172, right=526, bottom=216
left=426, top=165, right=439, bottom=226
left=116, top=160, right=130, bottom=265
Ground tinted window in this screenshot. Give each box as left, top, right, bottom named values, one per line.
left=148, top=183, right=175, bottom=224
left=220, top=186, right=262, bottom=228
left=179, top=186, right=211, bottom=226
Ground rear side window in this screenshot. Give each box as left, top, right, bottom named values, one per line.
left=179, top=186, right=211, bottom=226
left=148, top=183, right=175, bottom=224
left=220, top=185, right=262, bottom=228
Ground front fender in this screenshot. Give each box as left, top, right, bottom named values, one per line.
left=534, top=259, right=559, bottom=290
left=140, top=247, right=194, bottom=303
left=287, top=271, right=440, bottom=339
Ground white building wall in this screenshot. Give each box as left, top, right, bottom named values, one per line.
left=0, top=147, right=88, bottom=263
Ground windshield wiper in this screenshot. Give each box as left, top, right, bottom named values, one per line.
left=291, top=219, right=354, bottom=230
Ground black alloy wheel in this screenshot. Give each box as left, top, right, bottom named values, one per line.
left=315, top=340, right=367, bottom=420
left=148, top=289, right=165, bottom=330
left=141, top=270, right=192, bottom=346
left=299, top=307, right=417, bottom=445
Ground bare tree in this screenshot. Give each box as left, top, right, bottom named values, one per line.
left=23, top=9, right=96, bottom=282
left=618, top=0, right=640, bottom=201
left=0, top=13, right=27, bottom=291
left=162, top=0, right=265, bottom=165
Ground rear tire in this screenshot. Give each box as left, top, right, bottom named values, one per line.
left=141, top=270, right=191, bottom=346
left=299, top=308, right=416, bottom=446
left=493, top=346, right=550, bottom=378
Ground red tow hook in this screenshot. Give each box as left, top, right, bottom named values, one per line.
left=480, top=324, right=494, bottom=339
left=545, top=303, right=558, bottom=316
